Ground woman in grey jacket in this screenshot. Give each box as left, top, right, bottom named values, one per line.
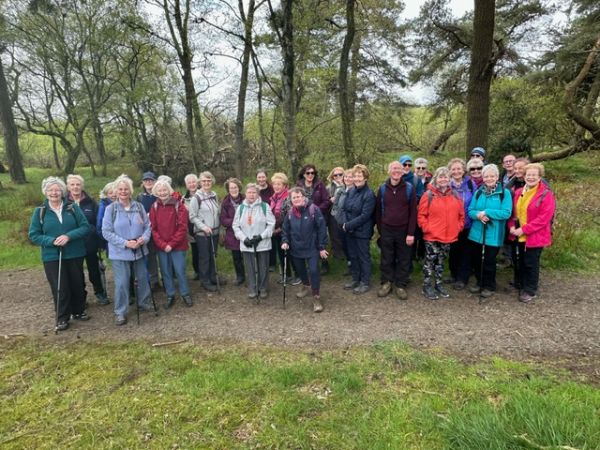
left=189, top=171, right=221, bottom=292
left=233, top=183, right=276, bottom=300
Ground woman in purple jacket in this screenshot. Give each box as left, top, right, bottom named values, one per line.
left=220, top=178, right=246, bottom=285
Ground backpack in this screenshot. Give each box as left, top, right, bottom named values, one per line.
left=287, top=203, right=318, bottom=221
left=379, top=180, right=414, bottom=218
left=38, top=201, right=79, bottom=227
left=111, top=200, right=146, bottom=225
left=426, top=189, right=460, bottom=206
left=474, top=183, right=505, bottom=203
left=238, top=201, right=268, bottom=217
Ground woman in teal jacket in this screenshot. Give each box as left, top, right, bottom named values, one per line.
left=467, top=164, right=512, bottom=298
left=29, top=177, right=90, bottom=331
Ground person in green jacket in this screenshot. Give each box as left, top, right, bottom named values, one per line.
left=467, top=164, right=513, bottom=298
left=29, top=177, right=91, bottom=331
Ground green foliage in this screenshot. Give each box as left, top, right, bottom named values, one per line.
left=1, top=340, right=599, bottom=449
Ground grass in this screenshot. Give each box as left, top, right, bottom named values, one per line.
left=0, top=340, right=599, bottom=449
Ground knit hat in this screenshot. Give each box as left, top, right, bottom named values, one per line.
left=470, top=147, right=486, bottom=158
left=398, top=154, right=413, bottom=165
left=142, top=171, right=157, bottom=181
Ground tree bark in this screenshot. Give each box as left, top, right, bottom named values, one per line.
left=280, top=0, right=298, bottom=175
left=338, top=0, right=356, bottom=167
left=0, top=57, right=26, bottom=184
left=465, top=0, right=496, bottom=159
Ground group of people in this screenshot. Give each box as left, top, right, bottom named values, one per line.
left=29, top=147, right=556, bottom=331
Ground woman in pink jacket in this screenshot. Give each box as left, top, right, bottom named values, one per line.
left=508, top=163, right=556, bottom=303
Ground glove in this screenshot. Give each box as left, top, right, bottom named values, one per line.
left=252, top=235, right=262, bottom=246
left=243, top=237, right=253, bottom=247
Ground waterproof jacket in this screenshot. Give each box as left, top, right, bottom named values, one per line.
left=507, top=182, right=556, bottom=248
left=29, top=199, right=90, bottom=262
left=450, top=177, right=474, bottom=229
left=96, top=197, right=111, bottom=250
left=418, top=184, right=465, bottom=244
left=402, top=171, right=425, bottom=201
left=342, top=183, right=376, bottom=239
left=232, top=198, right=276, bottom=252
left=270, top=188, right=290, bottom=234
left=69, top=191, right=99, bottom=254
left=189, top=190, right=220, bottom=235
left=297, top=178, right=331, bottom=215
left=102, top=200, right=151, bottom=261
left=149, top=196, right=189, bottom=252
left=468, top=183, right=513, bottom=247
left=220, top=193, right=244, bottom=250
left=258, top=183, right=274, bottom=204
left=136, top=189, right=156, bottom=212
left=282, top=201, right=328, bottom=258
left=331, top=186, right=350, bottom=225
left=374, top=177, right=417, bottom=235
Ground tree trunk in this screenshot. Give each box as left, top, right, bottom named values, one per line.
left=52, top=136, right=62, bottom=170
left=91, top=113, right=108, bottom=176
left=338, top=0, right=356, bottom=168
left=280, top=0, right=298, bottom=175
left=0, top=57, right=26, bottom=184
left=465, top=0, right=496, bottom=159
left=234, top=0, right=256, bottom=178
left=252, top=53, right=267, bottom=159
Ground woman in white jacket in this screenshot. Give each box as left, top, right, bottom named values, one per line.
left=233, top=183, right=276, bottom=299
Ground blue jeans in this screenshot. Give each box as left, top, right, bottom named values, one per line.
left=292, top=254, right=320, bottom=295
left=157, top=250, right=190, bottom=297
left=111, top=258, right=151, bottom=317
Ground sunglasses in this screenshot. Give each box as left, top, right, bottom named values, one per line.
left=333, top=173, right=344, bottom=177
left=402, top=163, right=412, bottom=167
left=471, top=154, right=484, bottom=158
left=470, top=167, right=483, bottom=172
left=305, top=171, right=315, bottom=175
left=416, top=166, right=426, bottom=170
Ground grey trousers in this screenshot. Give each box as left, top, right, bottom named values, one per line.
left=242, top=250, right=270, bottom=295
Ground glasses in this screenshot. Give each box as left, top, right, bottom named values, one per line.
left=471, top=154, right=484, bottom=158
left=402, top=163, right=412, bottom=167
left=416, top=166, right=426, bottom=170
left=333, top=173, right=343, bottom=177
left=305, top=171, right=315, bottom=175
left=470, top=167, right=483, bottom=172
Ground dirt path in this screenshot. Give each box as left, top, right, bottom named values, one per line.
left=1, top=268, right=599, bottom=375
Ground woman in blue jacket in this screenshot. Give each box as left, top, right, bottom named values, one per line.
left=341, top=164, right=376, bottom=295
left=29, top=177, right=91, bottom=331
left=281, top=187, right=329, bottom=312
left=468, top=164, right=513, bottom=298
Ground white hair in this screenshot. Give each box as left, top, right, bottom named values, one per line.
left=482, top=164, right=500, bottom=178
left=151, top=179, right=174, bottom=196
left=66, top=174, right=85, bottom=188
left=157, top=175, right=172, bottom=185
left=114, top=175, right=134, bottom=197
left=99, top=181, right=116, bottom=199
left=41, top=177, right=67, bottom=196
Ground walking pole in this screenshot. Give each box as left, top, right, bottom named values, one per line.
left=479, top=220, right=489, bottom=304
left=140, top=246, right=159, bottom=315
left=54, top=247, right=63, bottom=334
left=253, top=240, right=260, bottom=305
left=514, top=218, right=521, bottom=291
left=131, top=247, right=141, bottom=325
left=210, top=234, right=221, bottom=294
left=98, top=250, right=107, bottom=297
left=282, top=249, right=288, bottom=309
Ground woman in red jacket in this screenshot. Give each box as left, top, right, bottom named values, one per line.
left=418, top=167, right=465, bottom=300
left=508, top=163, right=556, bottom=303
left=149, top=179, right=192, bottom=308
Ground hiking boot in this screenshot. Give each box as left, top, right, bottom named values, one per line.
left=480, top=289, right=495, bottom=299
left=468, top=285, right=481, bottom=294
left=422, top=285, right=438, bottom=300
left=115, top=315, right=127, bottom=326
left=95, top=292, right=110, bottom=305
left=72, top=312, right=90, bottom=321
left=395, top=286, right=408, bottom=300
left=344, top=280, right=359, bottom=290
left=353, top=283, right=370, bottom=295
left=211, top=277, right=227, bottom=286
left=296, top=285, right=310, bottom=299
left=377, top=282, right=392, bottom=298
left=519, top=292, right=535, bottom=303
left=313, top=295, right=323, bottom=313
left=235, top=277, right=245, bottom=286
left=259, top=291, right=268, bottom=300
left=202, top=283, right=218, bottom=292
left=165, top=296, right=175, bottom=309
left=435, top=284, right=450, bottom=298
left=453, top=281, right=465, bottom=291
left=56, top=320, right=69, bottom=331
left=182, top=295, right=193, bottom=307
left=248, top=292, right=258, bottom=299
left=289, top=277, right=302, bottom=286
left=138, top=302, right=154, bottom=312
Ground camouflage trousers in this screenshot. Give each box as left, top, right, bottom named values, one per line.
left=423, top=241, right=450, bottom=287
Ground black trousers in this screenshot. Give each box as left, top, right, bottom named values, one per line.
left=190, top=240, right=200, bottom=275
left=272, top=234, right=296, bottom=278
left=470, top=240, right=500, bottom=291
left=327, top=213, right=345, bottom=259
left=231, top=249, right=245, bottom=281
left=513, top=243, right=543, bottom=295
left=379, top=226, right=412, bottom=288
left=196, top=234, right=219, bottom=285
left=449, top=228, right=472, bottom=283
left=84, top=250, right=105, bottom=296
left=43, top=256, right=86, bottom=322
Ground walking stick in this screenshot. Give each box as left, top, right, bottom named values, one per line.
left=98, top=250, right=107, bottom=296
left=253, top=240, right=261, bottom=304
left=479, top=220, right=489, bottom=304
left=54, top=247, right=63, bottom=334
left=282, top=249, right=288, bottom=309
left=210, top=234, right=221, bottom=294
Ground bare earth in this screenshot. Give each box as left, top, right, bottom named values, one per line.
left=1, top=268, right=599, bottom=377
